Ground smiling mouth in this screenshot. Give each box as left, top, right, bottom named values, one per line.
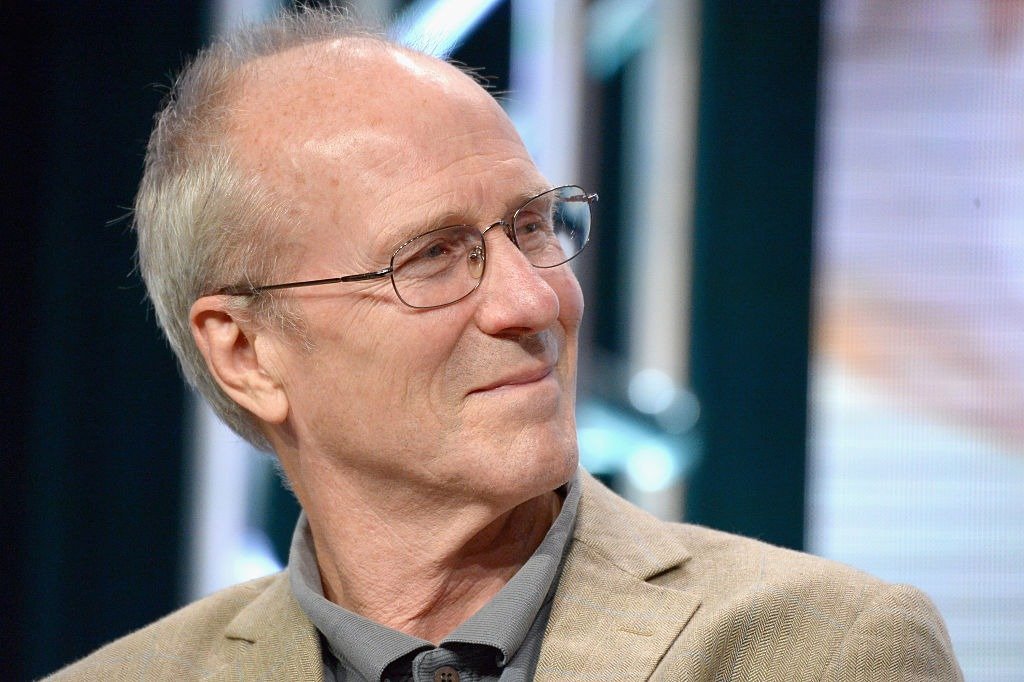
left=469, top=366, right=555, bottom=395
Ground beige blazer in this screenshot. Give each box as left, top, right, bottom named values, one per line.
left=47, top=473, right=962, bottom=681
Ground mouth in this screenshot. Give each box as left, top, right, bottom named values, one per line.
left=468, top=365, right=556, bottom=395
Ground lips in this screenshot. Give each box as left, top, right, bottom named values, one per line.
left=468, top=364, right=555, bottom=395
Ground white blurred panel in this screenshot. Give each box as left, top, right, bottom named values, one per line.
left=208, top=0, right=282, bottom=35
left=809, top=1, right=1024, bottom=679
left=393, top=0, right=505, bottom=56
left=508, top=0, right=585, bottom=185
left=624, top=0, right=699, bottom=385
left=186, top=399, right=281, bottom=599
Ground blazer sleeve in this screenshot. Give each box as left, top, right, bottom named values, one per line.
left=821, top=583, right=963, bottom=682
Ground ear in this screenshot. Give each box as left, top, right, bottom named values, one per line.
left=189, top=296, right=289, bottom=426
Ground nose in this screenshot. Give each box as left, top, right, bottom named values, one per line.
left=472, top=221, right=561, bottom=336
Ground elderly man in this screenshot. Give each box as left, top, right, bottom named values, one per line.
left=50, top=9, right=962, bottom=682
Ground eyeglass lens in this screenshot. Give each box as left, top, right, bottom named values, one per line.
left=390, top=185, right=592, bottom=308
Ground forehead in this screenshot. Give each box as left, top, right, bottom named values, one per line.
left=235, top=39, right=472, bottom=136
left=227, top=40, right=539, bottom=238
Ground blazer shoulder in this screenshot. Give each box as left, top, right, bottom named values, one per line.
left=651, top=524, right=963, bottom=680
left=673, top=520, right=880, bottom=585
left=576, top=478, right=961, bottom=679
left=657, top=519, right=914, bottom=615
left=43, top=572, right=287, bottom=681
left=577, top=471, right=883, bottom=591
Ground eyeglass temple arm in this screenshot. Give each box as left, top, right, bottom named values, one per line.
left=215, top=267, right=393, bottom=296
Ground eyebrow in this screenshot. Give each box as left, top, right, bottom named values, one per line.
left=383, top=210, right=467, bottom=253
left=384, top=187, right=550, bottom=251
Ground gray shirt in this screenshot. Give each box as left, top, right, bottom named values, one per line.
left=289, top=474, right=580, bottom=682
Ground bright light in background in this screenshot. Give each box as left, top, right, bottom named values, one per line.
left=627, top=368, right=701, bottom=436
left=624, top=444, right=682, bottom=493
left=507, top=0, right=585, bottom=185
left=576, top=400, right=694, bottom=520
left=629, top=368, right=676, bottom=414
left=392, top=0, right=505, bottom=56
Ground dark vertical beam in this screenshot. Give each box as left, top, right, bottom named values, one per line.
left=686, top=1, right=821, bottom=550
left=0, top=6, right=47, bottom=680
left=1, top=5, right=201, bottom=677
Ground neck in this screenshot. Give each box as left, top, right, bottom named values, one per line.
left=293, top=460, right=563, bottom=644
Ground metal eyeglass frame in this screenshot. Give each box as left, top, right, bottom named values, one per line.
left=211, top=185, right=598, bottom=309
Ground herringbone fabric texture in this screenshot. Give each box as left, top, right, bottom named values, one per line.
left=44, top=571, right=323, bottom=681
left=45, top=473, right=962, bottom=681
left=534, top=475, right=962, bottom=681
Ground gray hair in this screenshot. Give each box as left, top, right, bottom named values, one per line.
left=135, top=8, right=389, bottom=450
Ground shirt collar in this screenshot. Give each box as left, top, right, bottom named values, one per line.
left=443, top=472, right=580, bottom=664
left=289, top=514, right=429, bottom=679
left=288, top=471, right=581, bottom=681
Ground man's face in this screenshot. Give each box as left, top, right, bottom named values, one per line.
left=233, top=43, right=583, bottom=508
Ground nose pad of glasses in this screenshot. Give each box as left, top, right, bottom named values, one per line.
left=501, top=222, right=518, bottom=247
left=468, top=244, right=485, bottom=280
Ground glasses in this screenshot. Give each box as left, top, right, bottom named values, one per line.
left=215, top=185, right=597, bottom=309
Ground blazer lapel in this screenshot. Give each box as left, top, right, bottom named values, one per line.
left=207, top=572, right=325, bottom=682
left=535, top=472, right=701, bottom=681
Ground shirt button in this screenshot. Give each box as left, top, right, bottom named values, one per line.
left=434, top=665, right=459, bottom=682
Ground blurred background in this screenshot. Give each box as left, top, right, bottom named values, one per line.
left=2, top=0, right=1022, bottom=679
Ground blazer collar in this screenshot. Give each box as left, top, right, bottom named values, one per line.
left=211, top=572, right=325, bottom=681
left=535, top=471, right=701, bottom=680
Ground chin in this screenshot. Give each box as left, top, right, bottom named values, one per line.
left=505, top=430, right=579, bottom=498
left=546, top=440, right=580, bottom=486
left=447, top=412, right=578, bottom=504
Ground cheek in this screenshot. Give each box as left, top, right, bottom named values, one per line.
left=309, top=297, right=468, bottom=400
left=382, top=308, right=470, bottom=401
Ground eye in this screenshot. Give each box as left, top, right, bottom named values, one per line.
left=517, top=213, right=554, bottom=235
left=393, top=225, right=479, bottom=280
left=400, top=237, right=459, bottom=274
left=399, top=233, right=461, bottom=267
left=423, top=242, right=450, bottom=259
